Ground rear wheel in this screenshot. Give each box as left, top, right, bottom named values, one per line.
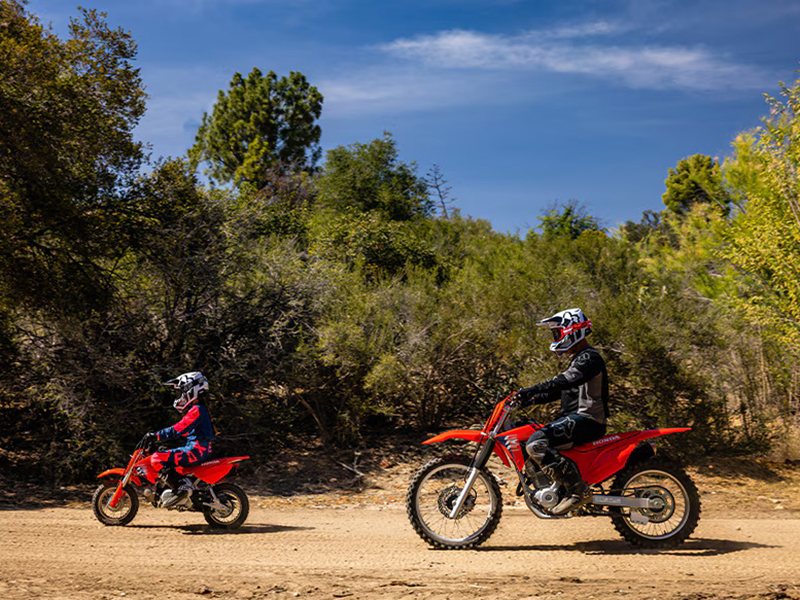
left=92, top=481, right=139, bottom=526
left=203, top=483, right=249, bottom=530
left=406, top=455, right=502, bottom=549
left=610, top=457, right=700, bottom=548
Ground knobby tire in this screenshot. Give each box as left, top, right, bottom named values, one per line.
left=406, top=455, right=503, bottom=550
left=203, top=482, right=249, bottom=530
left=92, top=480, right=139, bottom=526
left=610, top=456, right=701, bottom=549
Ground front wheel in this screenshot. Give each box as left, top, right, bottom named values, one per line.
left=610, top=457, right=700, bottom=548
left=203, top=483, right=249, bottom=529
left=406, top=455, right=503, bottom=549
left=92, top=480, right=139, bottom=526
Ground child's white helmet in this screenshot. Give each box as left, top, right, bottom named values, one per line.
left=538, top=308, right=592, bottom=354
left=164, top=371, right=208, bottom=412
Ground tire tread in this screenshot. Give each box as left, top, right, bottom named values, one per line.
left=91, top=480, right=139, bottom=526
left=406, top=454, right=503, bottom=550
left=610, top=456, right=701, bottom=549
left=203, top=482, right=249, bottom=529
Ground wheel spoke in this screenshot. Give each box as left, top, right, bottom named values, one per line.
left=621, top=470, right=689, bottom=540
left=413, top=463, right=497, bottom=544
left=93, top=483, right=138, bottom=526
left=210, top=491, right=241, bottom=524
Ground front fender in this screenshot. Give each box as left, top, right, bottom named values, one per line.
left=422, top=430, right=511, bottom=467
left=97, top=468, right=141, bottom=487
left=423, top=430, right=487, bottom=445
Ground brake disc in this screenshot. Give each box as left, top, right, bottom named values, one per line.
left=437, top=485, right=477, bottom=519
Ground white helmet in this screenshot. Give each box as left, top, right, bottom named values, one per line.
left=164, top=371, right=208, bottom=412
left=538, top=308, right=592, bottom=354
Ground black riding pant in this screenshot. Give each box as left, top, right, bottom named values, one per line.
left=526, top=413, right=606, bottom=459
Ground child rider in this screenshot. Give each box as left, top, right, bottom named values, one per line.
left=142, top=371, right=216, bottom=508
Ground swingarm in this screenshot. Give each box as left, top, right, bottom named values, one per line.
left=590, top=493, right=666, bottom=510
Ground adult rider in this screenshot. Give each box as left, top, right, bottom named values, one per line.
left=512, top=308, right=609, bottom=515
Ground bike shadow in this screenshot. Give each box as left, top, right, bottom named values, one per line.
left=474, top=538, right=775, bottom=556
left=130, top=523, right=314, bottom=535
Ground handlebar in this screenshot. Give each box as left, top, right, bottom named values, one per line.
left=136, top=433, right=160, bottom=453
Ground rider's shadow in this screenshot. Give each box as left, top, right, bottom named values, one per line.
left=475, top=538, right=775, bottom=556
left=131, top=523, right=314, bottom=535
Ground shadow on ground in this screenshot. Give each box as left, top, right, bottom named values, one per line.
left=474, top=538, right=775, bottom=556
left=129, top=522, right=315, bottom=535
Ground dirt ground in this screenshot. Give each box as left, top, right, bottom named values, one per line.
left=2, top=454, right=800, bottom=600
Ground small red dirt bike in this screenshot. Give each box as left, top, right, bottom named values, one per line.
left=92, top=436, right=250, bottom=529
left=407, top=393, right=700, bottom=549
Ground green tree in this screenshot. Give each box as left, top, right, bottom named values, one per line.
left=663, top=154, right=731, bottom=215
left=315, top=133, right=432, bottom=221
left=723, top=76, right=800, bottom=348
left=0, top=2, right=146, bottom=312
left=620, top=210, right=668, bottom=244
left=537, top=200, right=602, bottom=240
left=190, top=68, right=323, bottom=187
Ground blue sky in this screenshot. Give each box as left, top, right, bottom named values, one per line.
left=27, top=0, right=800, bottom=234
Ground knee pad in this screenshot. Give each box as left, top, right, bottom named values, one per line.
left=526, top=438, right=550, bottom=463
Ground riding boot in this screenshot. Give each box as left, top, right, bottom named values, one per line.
left=549, top=457, right=587, bottom=515
left=159, top=468, right=186, bottom=508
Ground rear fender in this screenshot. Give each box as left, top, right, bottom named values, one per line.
left=564, top=428, right=690, bottom=485
left=625, top=442, right=656, bottom=468
left=184, top=456, right=250, bottom=485
left=422, top=430, right=511, bottom=468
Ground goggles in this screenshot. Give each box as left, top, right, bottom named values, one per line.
left=549, top=320, right=592, bottom=342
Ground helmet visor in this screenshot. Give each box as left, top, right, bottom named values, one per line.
left=174, top=392, right=191, bottom=410
left=552, top=321, right=592, bottom=342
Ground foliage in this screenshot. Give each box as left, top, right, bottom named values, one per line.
left=538, top=200, right=603, bottom=240
left=190, top=68, right=323, bottom=188
left=626, top=202, right=780, bottom=453
left=0, top=2, right=146, bottom=314
left=715, top=76, right=800, bottom=445
left=308, top=134, right=438, bottom=281
left=662, top=154, right=731, bottom=215
left=620, top=210, right=670, bottom=244
left=426, top=164, right=456, bottom=218
left=309, top=212, right=438, bottom=278
left=316, top=133, right=433, bottom=221
left=722, top=79, right=800, bottom=349
left=5, top=2, right=800, bottom=484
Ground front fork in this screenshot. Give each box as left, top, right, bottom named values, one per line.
left=447, top=437, right=497, bottom=519
left=447, top=426, right=570, bottom=521
left=108, top=450, right=141, bottom=508
left=109, top=467, right=134, bottom=509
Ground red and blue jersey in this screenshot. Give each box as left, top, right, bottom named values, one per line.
left=156, top=404, right=216, bottom=444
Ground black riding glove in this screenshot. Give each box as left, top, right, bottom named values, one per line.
left=514, top=385, right=544, bottom=408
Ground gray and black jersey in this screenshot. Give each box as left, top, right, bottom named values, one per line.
left=517, top=346, right=609, bottom=425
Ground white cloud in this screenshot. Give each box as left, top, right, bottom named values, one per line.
left=537, top=20, right=628, bottom=40
left=380, top=27, right=770, bottom=91
left=318, top=21, right=771, bottom=117
left=318, top=66, right=499, bottom=116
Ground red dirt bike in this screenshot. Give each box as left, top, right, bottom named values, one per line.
left=407, top=393, right=701, bottom=549
left=92, top=435, right=250, bottom=529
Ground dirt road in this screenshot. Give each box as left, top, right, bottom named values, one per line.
left=2, top=498, right=799, bottom=600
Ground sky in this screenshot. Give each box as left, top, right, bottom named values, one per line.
left=26, top=0, right=800, bottom=234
